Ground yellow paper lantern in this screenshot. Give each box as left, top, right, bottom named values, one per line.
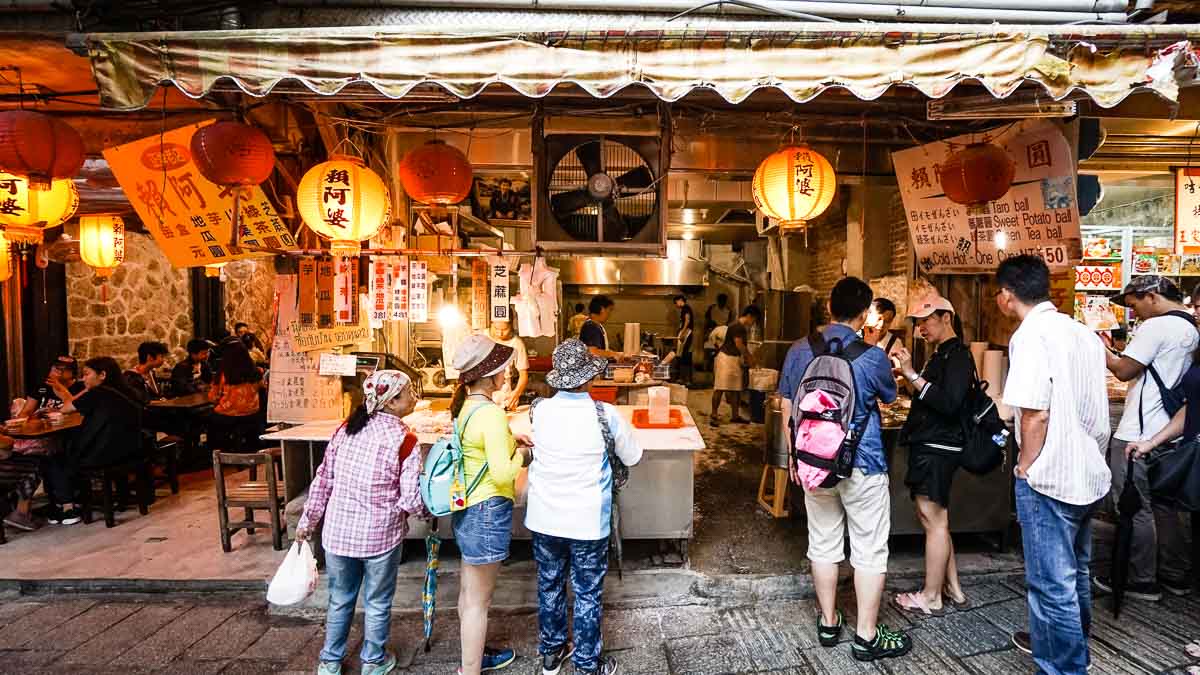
left=752, top=145, right=837, bottom=235
left=0, top=231, right=12, bottom=283
left=0, top=172, right=79, bottom=244
left=79, top=214, right=125, bottom=278
left=297, top=155, right=390, bottom=257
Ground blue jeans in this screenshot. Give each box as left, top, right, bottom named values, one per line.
left=533, top=533, right=609, bottom=673
left=1015, top=479, right=1097, bottom=675
left=319, top=544, right=403, bottom=666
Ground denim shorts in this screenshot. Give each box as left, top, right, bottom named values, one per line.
left=452, top=496, right=513, bottom=565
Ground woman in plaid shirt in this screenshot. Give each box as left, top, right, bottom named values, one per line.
left=297, top=370, right=428, bottom=675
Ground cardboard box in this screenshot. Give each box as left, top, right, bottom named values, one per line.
left=415, top=235, right=455, bottom=252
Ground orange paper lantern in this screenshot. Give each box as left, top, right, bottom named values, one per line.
left=0, top=111, right=85, bottom=189
left=79, top=214, right=125, bottom=278
left=190, top=121, right=276, bottom=186
left=297, top=155, right=390, bottom=257
left=752, top=145, right=837, bottom=234
left=938, top=143, right=1015, bottom=206
left=399, top=140, right=473, bottom=205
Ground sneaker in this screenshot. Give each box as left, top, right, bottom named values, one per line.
left=3, top=511, right=40, bottom=532
left=316, top=660, right=342, bottom=675
left=1012, top=631, right=1032, bottom=655
left=1092, top=575, right=1161, bottom=602
left=577, top=656, right=619, bottom=675
left=1161, top=577, right=1193, bottom=597
left=816, top=609, right=844, bottom=647
left=360, top=649, right=396, bottom=675
left=48, top=508, right=82, bottom=526
left=542, top=644, right=575, bottom=675
left=851, top=624, right=912, bottom=662
left=481, top=646, right=516, bottom=672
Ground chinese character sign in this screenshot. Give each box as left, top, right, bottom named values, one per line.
left=370, top=257, right=390, bottom=328
left=489, top=257, right=510, bottom=321
left=298, top=257, right=317, bottom=325
left=335, top=258, right=357, bottom=325
left=472, top=259, right=489, bottom=330
left=391, top=257, right=408, bottom=321
left=268, top=274, right=344, bottom=424
left=317, top=259, right=335, bottom=328
left=103, top=120, right=298, bottom=267
left=1175, top=168, right=1200, bottom=255
left=409, top=260, right=429, bottom=323
left=891, top=119, right=1082, bottom=274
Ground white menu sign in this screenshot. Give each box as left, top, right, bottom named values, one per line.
left=409, top=259, right=429, bottom=323
left=489, top=257, right=510, bottom=321
left=390, top=256, right=408, bottom=321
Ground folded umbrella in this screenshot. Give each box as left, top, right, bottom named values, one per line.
left=1111, top=456, right=1143, bottom=620
left=421, top=533, right=441, bottom=652
left=610, top=491, right=623, bottom=580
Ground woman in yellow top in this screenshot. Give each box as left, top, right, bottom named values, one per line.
left=449, top=335, right=531, bottom=675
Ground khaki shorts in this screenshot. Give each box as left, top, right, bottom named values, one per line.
left=803, top=469, right=891, bottom=574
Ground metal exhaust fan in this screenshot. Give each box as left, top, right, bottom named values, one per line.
left=533, top=112, right=670, bottom=254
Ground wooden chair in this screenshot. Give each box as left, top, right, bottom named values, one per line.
left=79, top=459, right=153, bottom=528
left=147, top=434, right=182, bottom=495
left=250, top=447, right=284, bottom=483
left=757, top=465, right=790, bottom=518
left=213, top=451, right=285, bottom=552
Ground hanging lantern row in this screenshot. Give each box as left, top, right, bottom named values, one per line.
left=399, top=140, right=474, bottom=205
left=0, top=111, right=85, bottom=190
left=190, top=121, right=276, bottom=187
left=752, top=145, right=837, bottom=236
left=0, top=171, right=79, bottom=244
left=938, top=142, right=1015, bottom=206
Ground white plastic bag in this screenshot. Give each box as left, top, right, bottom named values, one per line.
left=266, top=541, right=318, bottom=606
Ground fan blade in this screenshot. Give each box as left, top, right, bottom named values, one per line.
left=615, top=165, right=653, bottom=191
left=601, top=201, right=628, bottom=241
left=575, top=141, right=603, bottom=177
left=551, top=188, right=594, bottom=215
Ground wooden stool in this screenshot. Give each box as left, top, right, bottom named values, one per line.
left=757, top=465, right=790, bottom=518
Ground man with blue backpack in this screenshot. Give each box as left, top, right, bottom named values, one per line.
left=777, top=277, right=911, bottom=662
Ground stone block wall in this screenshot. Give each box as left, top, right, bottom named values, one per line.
left=222, top=258, right=278, bottom=340
left=889, top=189, right=912, bottom=277
left=67, top=231, right=193, bottom=369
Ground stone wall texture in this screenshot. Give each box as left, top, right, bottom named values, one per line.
left=67, top=231, right=193, bottom=368
left=222, top=258, right=277, bottom=340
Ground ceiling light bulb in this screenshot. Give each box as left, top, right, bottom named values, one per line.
left=682, top=231, right=695, bottom=241
left=437, top=304, right=464, bottom=328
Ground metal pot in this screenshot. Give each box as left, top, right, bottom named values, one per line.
left=764, top=393, right=792, bottom=468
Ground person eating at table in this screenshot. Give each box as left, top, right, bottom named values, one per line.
left=17, top=355, right=85, bottom=418
left=125, top=341, right=169, bottom=404
left=206, top=341, right=265, bottom=452
left=43, top=356, right=144, bottom=526
left=171, top=339, right=214, bottom=395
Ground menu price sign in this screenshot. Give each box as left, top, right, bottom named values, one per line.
left=1175, top=168, right=1200, bottom=254
left=391, top=256, right=408, bottom=321
left=318, top=353, right=358, bottom=377
left=317, top=259, right=335, bottom=328
left=268, top=275, right=344, bottom=424
left=298, top=257, right=317, bottom=325
left=410, top=260, right=429, bottom=322
left=369, top=257, right=389, bottom=328
left=891, top=119, right=1082, bottom=274
left=489, top=257, right=510, bottom=321
left=103, top=120, right=298, bottom=268
left=472, top=259, right=489, bottom=330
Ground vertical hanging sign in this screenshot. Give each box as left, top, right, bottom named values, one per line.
left=472, top=259, right=489, bottom=330
left=370, top=257, right=389, bottom=328
left=298, top=257, right=317, bottom=325
left=390, top=256, right=408, bottom=321
left=1175, top=168, right=1200, bottom=254
left=334, top=258, right=354, bottom=324
left=490, top=257, right=510, bottom=322
left=316, top=258, right=335, bottom=328
left=409, top=259, right=429, bottom=323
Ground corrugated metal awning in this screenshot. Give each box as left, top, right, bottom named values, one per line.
left=76, top=20, right=1200, bottom=111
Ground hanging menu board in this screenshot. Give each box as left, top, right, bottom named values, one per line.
left=892, top=119, right=1082, bottom=274
left=268, top=275, right=343, bottom=424
left=104, top=120, right=299, bottom=267
left=410, top=260, right=429, bottom=322
left=1175, top=168, right=1200, bottom=254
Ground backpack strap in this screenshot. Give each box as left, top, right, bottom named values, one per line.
left=842, top=340, right=870, bottom=363
left=454, top=402, right=492, bottom=499
left=594, top=401, right=629, bottom=491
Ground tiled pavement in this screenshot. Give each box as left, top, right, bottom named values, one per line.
left=2, top=575, right=1199, bottom=674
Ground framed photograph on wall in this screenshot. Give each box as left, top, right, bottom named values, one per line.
left=473, top=171, right=532, bottom=223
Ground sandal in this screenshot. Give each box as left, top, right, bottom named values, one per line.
left=816, top=609, right=844, bottom=647
left=893, top=592, right=946, bottom=617
left=943, top=586, right=971, bottom=610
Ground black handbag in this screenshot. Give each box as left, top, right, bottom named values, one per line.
left=1147, top=438, right=1200, bottom=512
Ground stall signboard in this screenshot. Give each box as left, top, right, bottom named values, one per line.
left=369, top=257, right=389, bottom=328
left=298, top=257, right=317, bottom=325
left=892, top=119, right=1082, bottom=274
left=317, top=259, right=335, bottom=327
left=1175, top=168, right=1200, bottom=254
left=410, top=260, right=429, bottom=322
left=269, top=275, right=344, bottom=423
left=490, top=257, right=510, bottom=321
left=391, top=256, right=408, bottom=321
left=104, top=120, right=298, bottom=267
left=318, top=353, right=358, bottom=377
left=1074, top=264, right=1122, bottom=291
left=289, top=322, right=372, bottom=353
left=471, top=259, right=489, bottom=330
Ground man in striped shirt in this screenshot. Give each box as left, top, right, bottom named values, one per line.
left=996, top=255, right=1111, bottom=675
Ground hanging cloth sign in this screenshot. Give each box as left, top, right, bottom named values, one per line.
left=410, top=259, right=429, bottom=323
left=369, top=256, right=389, bottom=328
left=298, top=257, right=317, bottom=325
left=316, top=258, right=335, bottom=328
left=335, top=258, right=353, bottom=324
left=489, top=256, right=510, bottom=322
left=472, top=259, right=489, bottom=330
left=391, top=256, right=408, bottom=321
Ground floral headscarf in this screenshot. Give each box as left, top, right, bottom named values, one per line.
left=363, top=369, right=413, bottom=416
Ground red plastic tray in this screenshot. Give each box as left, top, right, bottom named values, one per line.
left=632, top=408, right=685, bottom=429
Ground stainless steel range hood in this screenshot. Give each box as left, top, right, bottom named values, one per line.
left=554, top=257, right=708, bottom=287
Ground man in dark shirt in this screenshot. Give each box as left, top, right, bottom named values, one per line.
left=488, top=178, right=522, bottom=220
left=125, top=341, right=169, bottom=404
left=710, top=306, right=761, bottom=425
left=171, top=339, right=214, bottom=395
left=579, top=295, right=622, bottom=360
left=674, top=294, right=695, bottom=385
left=19, top=355, right=85, bottom=417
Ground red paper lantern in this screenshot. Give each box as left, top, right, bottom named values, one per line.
left=938, top=142, right=1015, bottom=206
left=0, top=111, right=85, bottom=189
left=190, top=121, right=276, bottom=186
left=399, top=140, right=473, bottom=205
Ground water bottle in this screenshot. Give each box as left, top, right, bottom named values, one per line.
left=991, top=429, right=1010, bottom=447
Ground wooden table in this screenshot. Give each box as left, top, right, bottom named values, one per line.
left=149, top=393, right=213, bottom=461
left=4, top=413, right=83, bottom=439
left=149, top=393, right=213, bottom=410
